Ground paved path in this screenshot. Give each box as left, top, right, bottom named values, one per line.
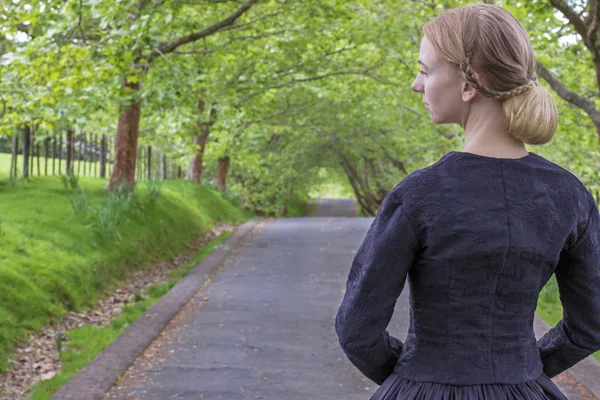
left=105, top=217, right=381, bottom=399
left=308, top=198, right=359, bottom=217
left=104, top=198, right=596, bottom=399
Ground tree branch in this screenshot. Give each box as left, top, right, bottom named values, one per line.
left=77, top=0, right=88, bottom=44
left=146, top=0, right=260, bottom=63
left=537, top=59, right=600, bottom=123
left=234, top=69, right=385, bottom=107
left=585, top=0, right=597, bottom=25
left=219, top=10, right=286, bottom=31
left=550, top=0, right=592, bottom=49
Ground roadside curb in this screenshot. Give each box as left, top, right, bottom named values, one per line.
left=534, top=314, right=600, bottom=398
left=51, top=219, right=261, bottom=400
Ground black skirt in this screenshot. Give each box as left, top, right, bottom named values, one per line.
left=370, top=372, right=567, bottom=400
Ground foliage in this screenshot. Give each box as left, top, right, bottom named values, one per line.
left=4, top=1, right=600, bottom=368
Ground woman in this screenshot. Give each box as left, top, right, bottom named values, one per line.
left=335, top=3, right=600, bottom=400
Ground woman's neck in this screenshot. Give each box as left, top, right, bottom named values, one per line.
left=461, top=100, right=528, bottom=159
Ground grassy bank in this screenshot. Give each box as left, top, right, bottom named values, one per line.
left=0, top=174, right=251, bottom=373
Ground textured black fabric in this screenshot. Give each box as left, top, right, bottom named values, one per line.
left=335, top=152, right=600, bottom=395
left=370, top=372, right=567, bottom=400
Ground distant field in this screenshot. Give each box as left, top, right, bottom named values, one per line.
left=0, top=152, right=106, bottom=178
left=0, top=153, right=10, bottom=175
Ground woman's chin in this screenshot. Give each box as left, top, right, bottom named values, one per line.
left=428, top=111, right=442, bottom=124
left=428, top=110, right=451, bottom=125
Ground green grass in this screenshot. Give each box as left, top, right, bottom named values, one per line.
left=26, top=231, right=233, bottom=400
left=0, top=173, right=251, bottom=374
left=537, top=276, right=600, bottom=361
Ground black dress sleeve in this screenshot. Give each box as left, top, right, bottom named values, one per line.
left=537, top=203, right=600, bottom=377
left=335, top=191, right=420, bottom=385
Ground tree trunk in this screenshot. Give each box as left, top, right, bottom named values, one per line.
left=106, top=78, right=142, bottom=190
left=11, top=134, right=18, bottom=179
left=186, top=100, right=216, bottom=184
left=161, top=154, right=167, bottom=180
left=340, top=157, right=388, bottom=216
left=280, top=187, right=292, bottom=216
left=186, top=130, right=209, bottom=183
left=100, top=135, right=107, bottom=178
left=22, top=126, right=31, bottom=178
left=216, top=156, right=230, bottom=190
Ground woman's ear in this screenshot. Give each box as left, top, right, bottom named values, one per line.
left=462, top=82, right=478, bottom=103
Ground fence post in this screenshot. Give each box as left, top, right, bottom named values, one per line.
left=44, top=138, right=49, bottom=176
left=10, top=134, right=19, bottom=179
left=146, top=146, right=152, bottom=181
left=36, top=142, right=40, bottom=176
left=78, top=133, right=83, bottom=176
left=58, top=135, right=63, bottom=175
left=66, top=129, right=74, bottom=173
left=100, top=135, right=107, bottom=178
left=22, top=126, right=30, bottom=178
left=52, top=138, right=56, bottom=175
left=29, top=126, right=34, bottom=177
left=136, top=146, right=142, bottom=181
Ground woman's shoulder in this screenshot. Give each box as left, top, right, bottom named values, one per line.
left=390, top=151, right=596, bottom=211
left=390, top=152, right=456, bottom=202
left=529, top=153, right=597, bottom=205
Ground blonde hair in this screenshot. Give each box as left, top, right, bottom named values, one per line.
left=423, top=3, right=558, bottom=145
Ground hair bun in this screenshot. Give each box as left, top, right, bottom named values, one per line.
left=503, top=84, right=558, bottom=145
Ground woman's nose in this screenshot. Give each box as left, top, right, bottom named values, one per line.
left=411, top=78, right=423, bottom=93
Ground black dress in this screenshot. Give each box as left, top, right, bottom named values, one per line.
left=335, top=151, right=600, bottom=399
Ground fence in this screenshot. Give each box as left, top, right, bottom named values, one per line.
left=6, top=128, right=184, bottom=181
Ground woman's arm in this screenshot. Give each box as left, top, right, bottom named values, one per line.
left=335, top=191, right=419, bottom=385
left=538, top=204, right=600, bottom=377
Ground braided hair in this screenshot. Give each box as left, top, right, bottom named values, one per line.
left=459, top=56, right=537, bottom=101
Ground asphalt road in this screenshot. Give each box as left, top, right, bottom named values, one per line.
left=104, top=198, right=596, bottom=400
left=105, top=216, right=392, bottom=399
left=308, top=198, right=359, bottom=217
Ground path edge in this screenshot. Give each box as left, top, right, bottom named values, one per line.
left=51, top=219, right=261, bottom=400
left=534, top=314, right=600, bottom=398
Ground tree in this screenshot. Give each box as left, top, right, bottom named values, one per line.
left=106, top=0, right=260, bottom=190
left=534, top=0, right=600, bottom=137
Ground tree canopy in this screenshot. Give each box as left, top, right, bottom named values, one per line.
left=2, top=0, right=600, bottom=214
